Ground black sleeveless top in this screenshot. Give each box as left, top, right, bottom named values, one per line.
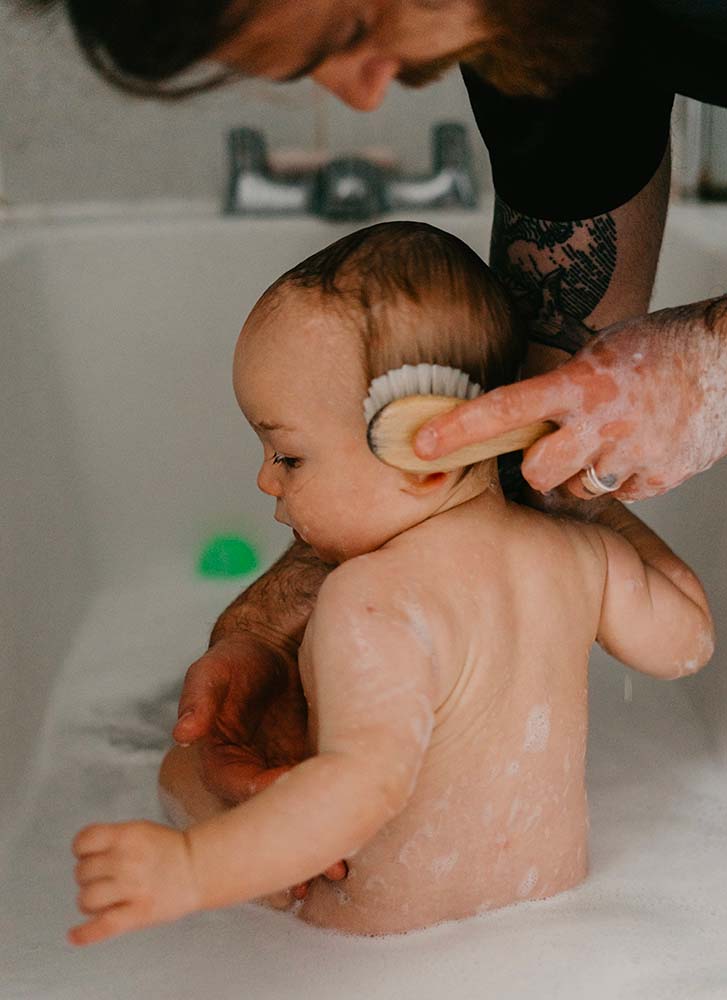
left=461, top=0, right=727, bottom=220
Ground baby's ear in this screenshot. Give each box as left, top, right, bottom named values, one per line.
left=400, top=471, right=452, bottom=495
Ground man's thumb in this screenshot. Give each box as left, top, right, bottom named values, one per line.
left=173, top=662, right=226, bottom=744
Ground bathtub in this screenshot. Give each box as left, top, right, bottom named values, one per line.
left=2, top=201, right=726, bottom=999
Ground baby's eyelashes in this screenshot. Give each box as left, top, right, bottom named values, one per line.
left=272, top=452, right=301, bottom=470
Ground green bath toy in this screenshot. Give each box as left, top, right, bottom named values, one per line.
left=197, top=534, right=259, bottom=578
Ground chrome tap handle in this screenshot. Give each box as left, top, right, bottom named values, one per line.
left=225, top=128, right=311, bottom=214
left=311, top=158, right=389, bottom=221
left=223, top=122, right=478, bottom=218
left=385, top=123, right=478, bottom=211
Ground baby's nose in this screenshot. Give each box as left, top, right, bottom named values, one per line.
left=257, top=464, right=282, bottom=498
left=313, top=52, right=400, bottom=111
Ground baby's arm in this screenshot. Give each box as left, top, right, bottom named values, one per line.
left=70, top=561, right=437, bottom=944
left=594, top=502, right=714, bottom=678
left=185, top=563, right=437, bottom=905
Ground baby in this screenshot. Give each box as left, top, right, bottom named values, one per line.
left=69, top=221, right=714, bottom=944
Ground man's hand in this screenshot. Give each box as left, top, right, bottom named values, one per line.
left=173, top=635, right=308, bottom=800
left=173, top=634, right=346, bottom=897
left=414, top=298, right=727, bottom=502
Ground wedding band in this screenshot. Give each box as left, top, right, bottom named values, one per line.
left=580, top=465, right=618, bottom=496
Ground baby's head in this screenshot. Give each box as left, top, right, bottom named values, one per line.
left=233, top=221, right=525, bottom=564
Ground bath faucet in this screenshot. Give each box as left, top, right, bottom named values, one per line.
left=224, top=124, right=479, bottom=221
left=225, top=128, right=312, bottom=214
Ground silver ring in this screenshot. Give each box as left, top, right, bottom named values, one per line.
left=580, top=465, right=618, bottom=496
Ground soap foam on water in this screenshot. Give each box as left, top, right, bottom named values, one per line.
left=12, top=560, right=727, bottom=998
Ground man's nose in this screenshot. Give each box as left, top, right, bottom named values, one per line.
left=257, top=464, right=282, bottom=498
left=312, top=52, right=400, bottom=111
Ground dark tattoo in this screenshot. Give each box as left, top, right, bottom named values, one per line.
left=490, top=196, right=618, bottom=354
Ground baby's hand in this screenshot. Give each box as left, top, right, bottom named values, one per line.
left=69, top=821, right=200, bottom=946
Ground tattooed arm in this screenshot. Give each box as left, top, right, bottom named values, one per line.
left=489, top=144, right=670, bottom=360
left=415, top=147, right=727, bottom=501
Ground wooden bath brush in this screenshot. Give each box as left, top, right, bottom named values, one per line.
left=364, top=364, right=555, bottom=473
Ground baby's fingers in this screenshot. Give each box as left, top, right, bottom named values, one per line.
left=67, top=903, right=137, bottom=947
left=72, top=823, right=118, bottom=858
left=77, top=878, right=126, bottom=915
left=75, top=854, right=114, bottom=885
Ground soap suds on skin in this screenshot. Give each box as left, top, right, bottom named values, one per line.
left=364, top=875, right=388, bottom=892
left=522, top=805, right=543, bottom=835
left=517, top=867, right=539, bottom=898
left=398, top=598, right=435, bottom=659
left=431, top=851, right=459, bottom=878
left=523, top=704, right=551, bottom=753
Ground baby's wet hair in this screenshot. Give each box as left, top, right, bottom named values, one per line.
left=266, top=221, right=526, bottom=397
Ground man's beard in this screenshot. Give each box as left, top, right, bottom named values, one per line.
left=398, top=0, right=622, bottom=99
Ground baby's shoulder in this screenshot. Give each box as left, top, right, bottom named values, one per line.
left=514, top=500, right=607, bottom=555
left=321, top=550, right=397, bottom=602
left=316, top=551, right=440, bottom=645
left=309, top=555, right=440, bottom=696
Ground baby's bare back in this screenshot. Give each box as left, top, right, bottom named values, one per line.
left=297, top=497, right=606, bottom=934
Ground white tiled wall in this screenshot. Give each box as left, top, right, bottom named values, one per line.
left=0, top=5, right=491, bottom=208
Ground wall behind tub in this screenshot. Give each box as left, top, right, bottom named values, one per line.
left=0, top=5, right=491, bottom=207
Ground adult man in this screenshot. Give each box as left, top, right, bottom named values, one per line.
left=35, top=0, right=727, bottom=892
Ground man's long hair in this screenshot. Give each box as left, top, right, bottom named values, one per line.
left=21, top=0, right=622, bottom=100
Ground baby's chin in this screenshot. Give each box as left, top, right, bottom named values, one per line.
left=293, top=528, right=379, bottom=564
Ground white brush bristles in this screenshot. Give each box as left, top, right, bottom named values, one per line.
left=363, top=364, right=481, bottom=425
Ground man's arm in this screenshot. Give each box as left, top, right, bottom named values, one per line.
left=490, top=143, right=671, bottom=363
left=173, top=539, right=332, bottom=799
left=208, top=539, right=331, bottom=650
left=416, top=144, right=727, bottom=500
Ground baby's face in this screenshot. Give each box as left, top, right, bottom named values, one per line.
left=233, top=287, right=421, bottom=564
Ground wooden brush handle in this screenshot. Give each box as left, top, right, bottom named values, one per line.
left=368, top=395, right=556, bottom=473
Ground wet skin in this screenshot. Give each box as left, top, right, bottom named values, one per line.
left=416, top=298, right=727, bottom=501
left=69, top=285, right=712, bottom=943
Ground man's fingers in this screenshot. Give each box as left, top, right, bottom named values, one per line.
left=246, top=765, right=293, bottom=795
left=291, top=859, right=347, bottom=900
left=323, top=860, right=348, bottom=882
left=413, top=371, right=573, bottom=460
left=562, top=453, right=629, bottom=500
left=198, top=743, right=268, bottom=802
left=520, top=425, right=594, bottom=493
left=613, top=474, right=649, bottom=503
left=174, top=656, right=230, bottom=745
left=198, top=751, right=294, bottom=804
